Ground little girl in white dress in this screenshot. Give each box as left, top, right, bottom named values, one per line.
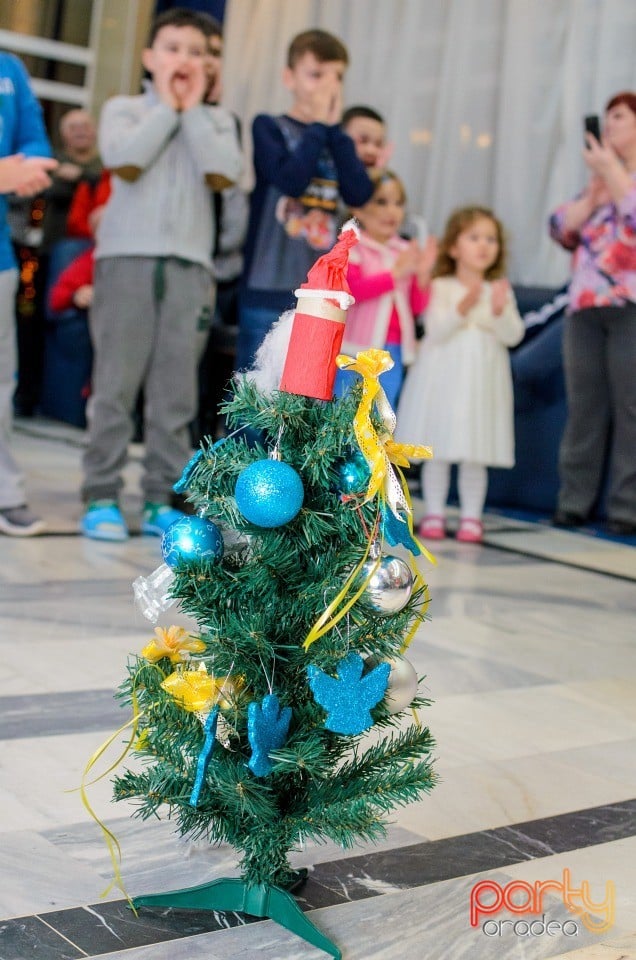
left=397, top=205, right=524, bottom=543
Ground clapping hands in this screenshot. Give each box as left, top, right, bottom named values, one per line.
left=416, top=235, right=438, bottom=288
left=392, top=240, right=419, bottom=279
left=491, top=278, right=511, bottom=316
left=458, top=281, right=482, bottom=316
left=456, top=278, right=510, bottom=318
left=392, top=236, right=438, bottom=286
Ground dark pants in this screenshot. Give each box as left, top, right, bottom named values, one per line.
left=14, top=245, right=47, bottom=415
left=195, top=278, right=240, bottom=442
left=235, top=302, right=280, bottom=372
left=558, top=304, right=636, bottom=524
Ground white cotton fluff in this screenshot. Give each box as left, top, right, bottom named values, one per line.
left=242, top=309, right=295, bottom=394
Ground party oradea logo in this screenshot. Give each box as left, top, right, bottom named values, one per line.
left=470, top=869, right=615, bottom=938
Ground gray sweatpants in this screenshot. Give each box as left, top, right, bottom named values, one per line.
left=82, top=256, right=213, bottom=504
left=0, top=268, right=26, bottom=509
left=558, top=304, right=636, bottom=524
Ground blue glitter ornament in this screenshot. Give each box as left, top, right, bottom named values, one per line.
left=189, top=706, right=219, bottom=807
left=336, top=451, right=370, bottom=496
left=235, top=459, right=304, bottom=528
left=381, top=504, right=421, bottom=556
left=247, top=693, right=292, bottom=777
left=307, top=653, right=390, bottom=735
left=161, top=515, right=224, bottom=569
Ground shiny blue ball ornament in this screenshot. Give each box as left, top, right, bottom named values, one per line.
left=235, top=459, right=304, bottom=528
left=161, top=515, right=224, bottom=568
left=337, top=451, right=370, bottom=495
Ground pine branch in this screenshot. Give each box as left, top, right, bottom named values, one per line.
left=296, top=798, right=387, bottom=849
left=336, top=727, right=436, bottom=784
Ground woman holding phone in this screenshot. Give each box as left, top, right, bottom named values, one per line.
left=548, top=91, right=636, bottom=536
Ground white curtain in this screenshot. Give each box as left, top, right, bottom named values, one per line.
left=222, top=0, right=636, bottom=286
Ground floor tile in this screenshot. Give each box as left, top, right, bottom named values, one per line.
left=2, top=422, right=635, bottom=959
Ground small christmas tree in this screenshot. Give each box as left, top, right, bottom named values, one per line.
left=112, top=228, right=436, bottom=959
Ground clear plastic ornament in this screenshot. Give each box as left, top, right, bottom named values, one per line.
left=133, top=563, right=175, bottom=622
left=132, top=522, right=249, bottom=622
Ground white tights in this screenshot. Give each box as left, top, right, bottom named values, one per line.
left=422, top=459, right=488, bottom=520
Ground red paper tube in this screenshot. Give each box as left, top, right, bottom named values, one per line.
left=279, top=298, right=347, bottom=401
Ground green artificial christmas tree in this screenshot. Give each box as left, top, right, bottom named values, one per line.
left=109, top=227, right=437, bottom=959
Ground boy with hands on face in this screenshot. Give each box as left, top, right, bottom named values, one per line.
left=237, top=29, right=374, bottom=369
left=80, top=8, right=242, bottom=541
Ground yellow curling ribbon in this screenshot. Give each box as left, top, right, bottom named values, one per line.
left=305, top=349, right=435, bottom=653
left=78, top=683, right=144, bottom=905
left=400, top=568, right=431, bottom=652
left=336, top=349, right=433, bottom=523
left=393, top=463, right=437, bottom=567
left=302, top=534, right=381, bottom=652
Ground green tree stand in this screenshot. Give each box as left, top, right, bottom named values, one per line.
left=132, top=874, right=342, bottom=959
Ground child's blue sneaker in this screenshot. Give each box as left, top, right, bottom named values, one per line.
left=141, top=502, right=184, bottom=536
left=81, top=500, right=129, bottom=541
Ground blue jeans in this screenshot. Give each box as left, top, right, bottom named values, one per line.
left=235, top=302, right=283, bottom=372
left=333, top=342, right=404, bottom=410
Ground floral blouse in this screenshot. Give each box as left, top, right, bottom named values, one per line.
left=548, top=179, right=636, bottom=313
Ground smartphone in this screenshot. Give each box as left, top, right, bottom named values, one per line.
left=584, top=114, right=601, bottom=144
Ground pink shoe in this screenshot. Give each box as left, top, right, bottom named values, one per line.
left=418, top=515, right=446, bottom=540
left=456, top=518, right=483, bottom=543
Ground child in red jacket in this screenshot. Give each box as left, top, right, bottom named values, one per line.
left=49, top=246, right=94, bottom=312
left=48, top=189, right=109, bottom=312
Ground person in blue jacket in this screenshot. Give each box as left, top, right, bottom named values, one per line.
left=236, top=29, right=374, bottom=371
left=0, top=53, right=57, bottom=536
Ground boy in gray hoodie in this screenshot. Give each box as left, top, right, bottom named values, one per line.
left=81, top=7, right=242, bottom=540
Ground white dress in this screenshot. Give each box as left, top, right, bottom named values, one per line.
left=396, top=276, right=524, bottom=467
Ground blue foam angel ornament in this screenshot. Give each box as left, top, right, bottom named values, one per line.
left=173, top=439, right=226, bottom=495
left=247, top=693, right=292, bottom=777
left=189, top=706, right=220, bottom=807
left=381, top=503, right=421, bottom=556
left=307, top=653, right=390, bottom=735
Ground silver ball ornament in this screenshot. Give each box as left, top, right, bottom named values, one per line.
left=358, top=547, right=414, bottom=616
left=384, top=658, right=419, bottom=714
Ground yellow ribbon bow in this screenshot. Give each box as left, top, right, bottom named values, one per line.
left=336, top=349, right=433, bottom=519
left=161, top=665, right=241, bottom=712
left=141, top=625, right=205, bottom=664
left=303, top=350, right=435, bottom=653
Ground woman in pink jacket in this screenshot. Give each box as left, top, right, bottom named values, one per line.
left=336, top=170, right=436, bottom=408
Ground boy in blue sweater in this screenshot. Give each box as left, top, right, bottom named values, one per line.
left=0, top=53, right=56, bottom=537
left=236, top=29, right=373, bottom=370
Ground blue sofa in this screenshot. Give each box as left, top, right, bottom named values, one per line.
left=39, top=238, right=93, bottom=428
left=487, top=285, right=567, bottom=514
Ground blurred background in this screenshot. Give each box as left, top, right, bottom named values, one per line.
left=1, top=0, right=635, bottom=285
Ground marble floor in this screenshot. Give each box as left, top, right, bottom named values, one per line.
left=1, top=419, right=635, bottom=960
